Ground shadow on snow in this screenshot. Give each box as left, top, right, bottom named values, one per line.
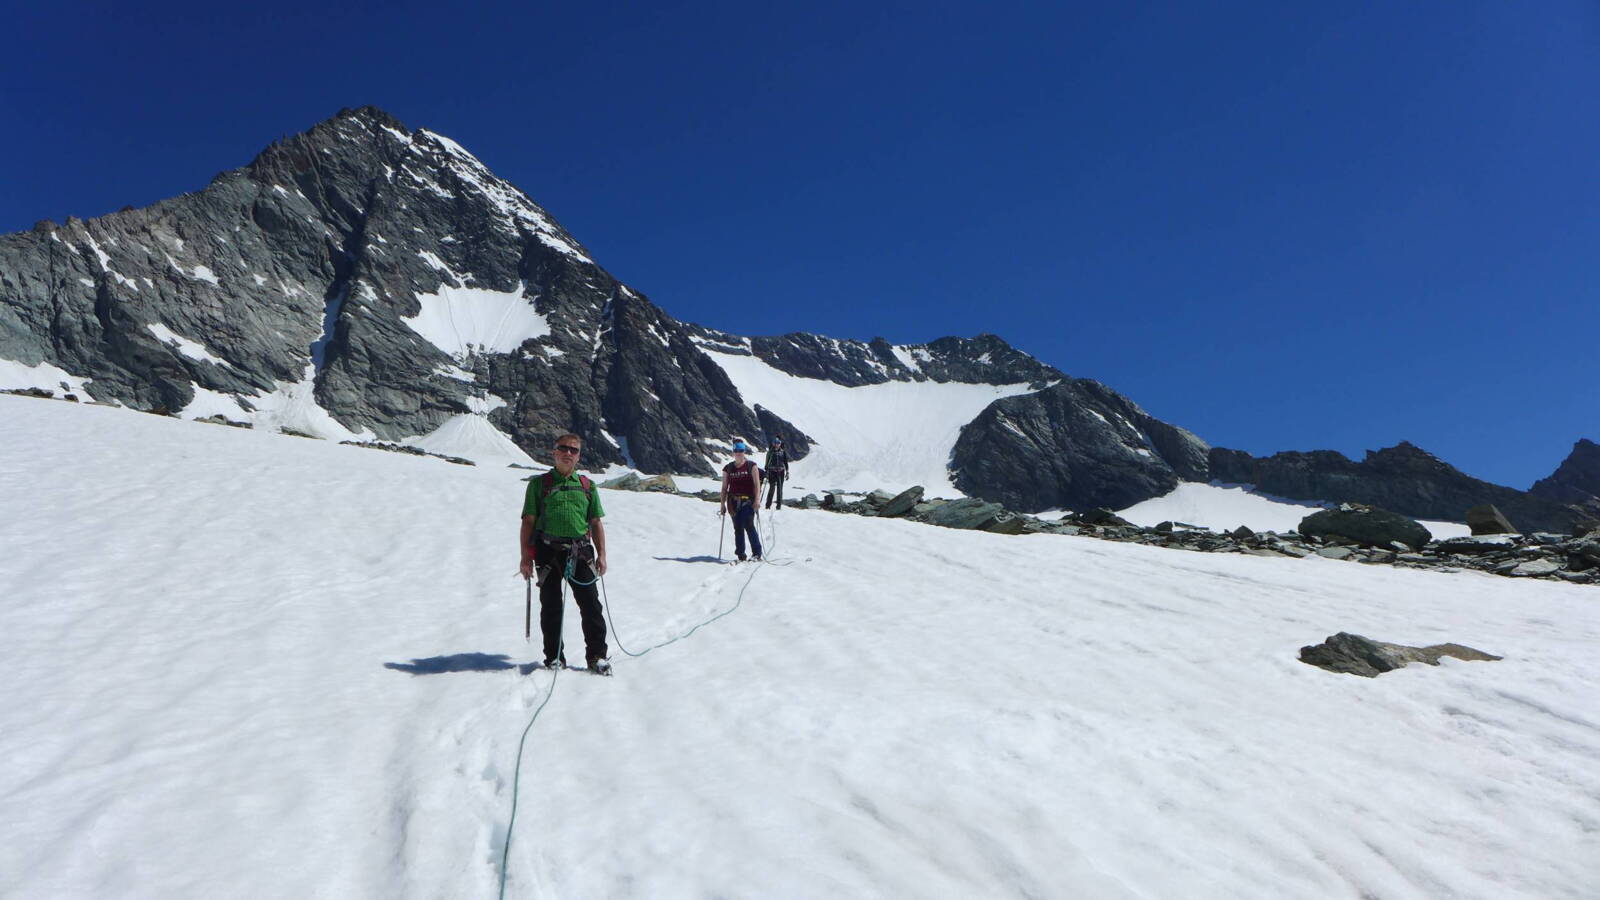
left=384, top=652, right=528, bottom=675
left=651, top=555, right=725, bottom=564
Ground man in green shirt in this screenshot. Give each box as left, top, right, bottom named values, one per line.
left=519, top=434, right=610, bottom=674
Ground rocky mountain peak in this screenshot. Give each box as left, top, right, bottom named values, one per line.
left=1364, top=441, right=1454, bottom=475
left=25, top=107, right=1576, bottom=525
left=685, top=326, right=1064, bottom=389
left=1531, top=438, right=1600, bottom=518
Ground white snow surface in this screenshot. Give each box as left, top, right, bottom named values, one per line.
left=402, top=395, right=533, bottom=466
left=3, top=396, right=1599, bottom=899
left=178, top=385, right=253, bottom=421
left=0, top=358, right=96, bottom=400
left=1120, top=482, right=1473, bottom=538
left=243, top=363, right=374, bottom=441
left=146, top=323, right=233, bottom=368
left=701, top=348, right=1037, bottom=497
left=402, top=284, right=550, bottom=357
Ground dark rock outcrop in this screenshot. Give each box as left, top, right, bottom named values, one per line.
left=1531, top=439, right=1600, bottom=522
left=950, top=379, right=1210, bottom=513
left=923, top=498, right=1005, bottom=530
left=875, top=485, right=924, bottom=518
left=1466, top=504, right=1517, bottom=535
left=0, top=107, right=794, bottom=474
left=1299, top=504, right=1432, bottom=550
left=1210, top=441, right=1584, bottom=534
left=1299, top=632, right=1501, bottom=678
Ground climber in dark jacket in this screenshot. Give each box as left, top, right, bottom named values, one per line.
left=763, top=437, right=789, bottom=510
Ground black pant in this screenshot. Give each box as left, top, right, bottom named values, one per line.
left=764, top=471, right=785, bottom=508
left=536, top=539, right=607, bottom=664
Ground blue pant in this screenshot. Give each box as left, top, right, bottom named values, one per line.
left=732, top=500, right=763, bottom=559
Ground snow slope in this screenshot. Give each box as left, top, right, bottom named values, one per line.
left=699, top=347, right=1038, bottom=497
left=2, top=394, right=1598, bottom=899
left=1119, top=482, right=1474, bottom=538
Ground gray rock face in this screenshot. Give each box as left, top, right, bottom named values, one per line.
left=1531, top=439, right=1600, bottom=523
left=950, top=379, right=1211, bottom=513
left=875, top=485, right=924, bottom=518
left=923, top=497, right=1005, bottom=530
left=3, top=105, right=1223, bottom=512
left=1299, top=504, right=1433, bottom=550
left=688, top=329, right=1062, bottom=389
left=1466, top=504, right=1517, bottom=535
left=1299, top=632, right=1501, bottom=677
left=0, top=107, right=793, bottom=474
left=1210, top=441, right=1584, bottom=534
left=32, top=104, right=1581, bottom=534
left=1434, top=536, right=1511, bottom=556
left=1510, top=558, right=1561, bottom=577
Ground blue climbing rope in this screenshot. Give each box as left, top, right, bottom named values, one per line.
left=496, top=536, right=768, bottom=895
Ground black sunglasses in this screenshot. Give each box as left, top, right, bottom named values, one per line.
left=555, top=444, right=581, bottom=454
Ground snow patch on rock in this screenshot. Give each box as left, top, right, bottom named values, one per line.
left=402, top=284, right=550, bottom=358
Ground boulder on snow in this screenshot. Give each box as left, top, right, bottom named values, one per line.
left=1509, top=558, right=1561, bottom=578
left=924, top=497, right=1005, bottom=530
left=864, top=489, right=897, bottom=509
left=1466, top=504, right=1518, bottom=535
left=601, top=472, right=643, bottom=490
left=1078, top=508, right=1132, bottom=527
left=1298, top=504, right=1432, bottom=551
left=639, top=474, right=678, bottom=492
left=1298, top=632, right=1501, bottom=677
left=875, top=485, right=924, bottom=518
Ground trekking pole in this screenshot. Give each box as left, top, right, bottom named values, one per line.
left=524, top=574, right=531, bottom=641
left=718, top=506, right=727, bottom=561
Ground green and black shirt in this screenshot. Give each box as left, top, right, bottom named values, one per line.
left=522, top=471, right=605, bottom=539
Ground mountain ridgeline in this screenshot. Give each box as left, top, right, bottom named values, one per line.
left=1, top=107, right=1593, bottom=531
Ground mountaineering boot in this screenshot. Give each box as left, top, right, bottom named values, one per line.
left=543, top=658, right=564, bottom=670
left=589, top=657, right=613, bottom=676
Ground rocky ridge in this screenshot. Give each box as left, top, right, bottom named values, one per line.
left=595, top=469, right=1600, bottom=587
left=2, top=106, right=1592, bottom=521
left=1208, top=441, right=1590, bottom=535
left=1, top=106, right=1207, bottom=501
left=1531, top=439, right=1600, bottom=522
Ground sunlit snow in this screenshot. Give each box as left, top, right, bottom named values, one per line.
left=1120, top=482, right=1473, bottom=537
left=1, top=394, right=1596, bottom=899
left=402, top=285, right=550, bottom=358
left=701, top=348, right=1037, bottom=497
left=146, top=323, right=233, bottom=368
left=0, top=358, right=96, bottom=400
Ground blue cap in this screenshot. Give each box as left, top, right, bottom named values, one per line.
left=732, top=441, right=750, bottom=452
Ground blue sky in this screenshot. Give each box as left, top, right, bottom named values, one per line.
left=4, top=1, right=1596, bottom=488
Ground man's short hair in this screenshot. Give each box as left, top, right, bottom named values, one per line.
left=555, top=434, right=583, bottom=447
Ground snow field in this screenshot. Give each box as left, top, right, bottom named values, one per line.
left=401, top=283, right=550, bottom=357
left=699, top=348, right=1038, bottom=497
left=1, top=394, right=1597, bottom=898
left=1118, top=481, right=1474, bottom=537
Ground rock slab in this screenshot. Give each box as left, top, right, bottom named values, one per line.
left=1299, top=632, right=1502, bottom=677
